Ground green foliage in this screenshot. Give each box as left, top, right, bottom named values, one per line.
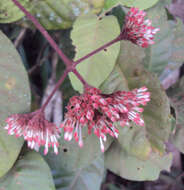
left=69, top=13, right=120, bottom=93
left=118, top=41, right=172, bottom=155
left=105, top=141, right=172, bottom=181
left=1, top=0, right=183, bottom=185
left=100, top=64, right=128, bottom=94
left=101, top=41, right=172, bottom=181
left=53, top=156, right=104, bottom=190
left=142, top=1, right=174, bottom=76
left=0, top=151, right=56, bottom=190
left=0, top=0, right=104, bottom=29
left=46, top=127, right=112, bottom=173
left=30, top=0, right=74, bottom=30
left=0, top=0, right=31, bottom=23
left=142, top=1, right=184, bottom=75
left=103, top=0, right=159, bottom=12
left=169, top=19, right=184, bottom=69
left=0, top=31, right=31, bottom=177
left=168, top=77, right=184, bottom=154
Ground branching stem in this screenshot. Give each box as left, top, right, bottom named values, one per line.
left=11, top=0, right=121, bottom=111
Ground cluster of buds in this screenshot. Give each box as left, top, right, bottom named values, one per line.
left=4, top=111, right=60, bottom=155
left=122, top=7, right=160, bottom=48
left=61, top=87, right=150, bottom=152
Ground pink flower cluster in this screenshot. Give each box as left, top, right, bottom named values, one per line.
left=122, top=7, right=160, bottom=48
left=60, top=87, right=150, bottom=152
left=4, top=7, right=157, bottom=154
left=4, top=87, right=150, bottom=154
left=5, top=111, right=60, bottom=155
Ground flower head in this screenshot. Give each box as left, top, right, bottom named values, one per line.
left=122, top=7, right=159, bottom=48
left=5, top=111, right=60, bottom=155
left=61, top=87, right=150, bottom=152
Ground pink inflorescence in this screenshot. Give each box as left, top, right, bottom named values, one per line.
left=60, top=87, right=150, bottom=152
left=122, top=7, right=160, bottom=48
left=4, top=111, right=60, bottom=155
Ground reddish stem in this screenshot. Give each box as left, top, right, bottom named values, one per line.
left=74, top=36, right=121, bottom=67
left=72, top=69, right=90, bottom=88
left=11, top=0, right=72, bottom=67
left=12, top=0, right=122, bottom=111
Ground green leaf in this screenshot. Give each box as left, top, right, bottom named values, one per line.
left=0, top=151, right=55, bottom=190
left=105, top=141, right=172, bottom=181
left=100, top=64, right=129, bottom=94
left=116, top=125, right=152, bottom=161
left=169, top=19, right=184, bottom=69
left=168, top=77, right=184, bottom=154
left=118, top=41, right=172, bottom=155
left=100, top=66, right=152, bottom=161
left=0, top=0, right=31, bottom=23
left=100, top=56, right=152, bottom=162
left=142, top=2, right=174, bottom=76
left=31, top=0, right=104, bottom=30
left=98, top=40, right=172, bottom=180
left=46, top=127, right=112, bottom=172
left=101, top=41, right=172, bottom=181
left=30, top=0, right=73, bottom=30
left=53, top=156, right=104, bottom=190
left=0, top=31, right=31, bottom=177
left=127, top=0, right=159, bottom=9
left=103, top=0, right=159, bottom=11
left=69, top=13, right=120, bottom=93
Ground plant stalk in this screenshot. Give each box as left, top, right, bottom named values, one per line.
left=74, top=35, right=121, bottom=67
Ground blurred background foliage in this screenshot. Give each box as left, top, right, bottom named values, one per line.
left=0, top=0, right=184, bottom=190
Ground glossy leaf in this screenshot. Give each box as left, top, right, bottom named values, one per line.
left=69, top=13, right=120, bottom=93
left=0, top=0, right=31, bottom=23
left=0, top=151, right=55, bottom=190
left=53, top=156, right=104, bottom=190
left=0, top=31, right=31, bottom=177
left=105, top=141, right=172, bottom=181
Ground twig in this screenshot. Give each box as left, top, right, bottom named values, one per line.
left=14, top=28, right=27, bottom=48
left=28, top=43, right=48, bottom=75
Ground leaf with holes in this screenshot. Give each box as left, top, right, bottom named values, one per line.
left=0, top=151, right=55, bottom=190
left=105, top=141, right=172, bottom=181
left=0, top=31, right=31, bottom=177
left=0, top=0, right=31, bottom=23
left=52, top=156, right=104, bottom=190
left=69, top=13, right=120, bottom=93
left=45, top=126, right=112, bottom=172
